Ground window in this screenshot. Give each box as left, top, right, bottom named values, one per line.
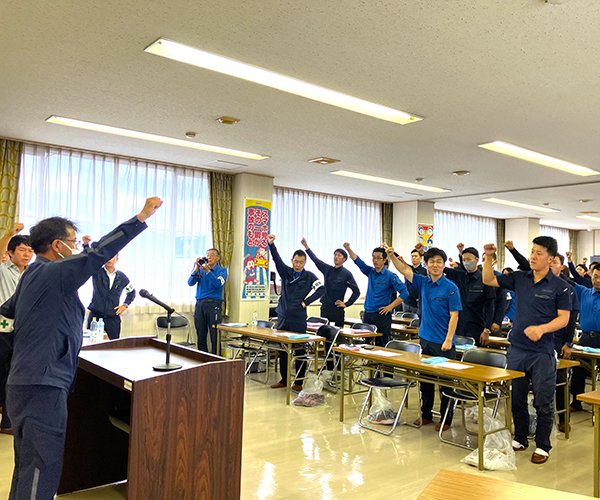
left=271, top=187, right=381, bottom=293
left=540, top=225, right=571, bottom=257
left=18, top=143, right=212, bottom=310
left=434, top=210, right=497, bottom=262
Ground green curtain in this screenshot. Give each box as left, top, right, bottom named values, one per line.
left=210, top=171, right=234, bottom=317
left=496, top=219, right=505, bottom=269
left=569, top=229, right=578, bottom=262
left=0, top=140, right=22, bottom=232
left=381, top=203, right=393, bottom=245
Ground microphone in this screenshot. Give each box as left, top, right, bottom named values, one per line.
left=139, top=289, right=175, bottom=314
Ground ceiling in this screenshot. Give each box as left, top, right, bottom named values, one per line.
left=2, top=0, right=600, bottom=229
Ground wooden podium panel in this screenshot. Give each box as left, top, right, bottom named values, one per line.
left=58, top=337, right=245, bottom=500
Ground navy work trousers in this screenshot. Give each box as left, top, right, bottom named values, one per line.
left=419, top=338, right=456, bottom=424
left=6, top=384, right=68, bottom=500
left=194, top=299, right=222, bottom=354
left=363, top=311, right=393, bottom=347
left=507, top=345, right=556, bottom=452
left=277, top=316, right=307, bottom=387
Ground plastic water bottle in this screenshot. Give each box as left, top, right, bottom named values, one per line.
left=97, top=318, right=105, bottom=340
left=251, top=310, right=258, bottom=327
left=90, top=317, right=98, bottom=341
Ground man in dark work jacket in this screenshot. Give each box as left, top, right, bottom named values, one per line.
left=300, top=237, right=360, bottom=327
left=1, top=197, right=162, bottom=500
left=268, top=234, right=324, bottom=391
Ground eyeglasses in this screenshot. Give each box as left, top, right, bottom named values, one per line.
left=60, top=238, right=81, bottom=247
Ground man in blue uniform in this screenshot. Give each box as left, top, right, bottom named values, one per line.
left=1, top=196, right=162, bottom=500
left=483, top=237, right=571, bottom=464
left=387, top=246, right=462, bottom=431
left=300, top=238, right=360, bottom=327
left=403, top=249, right=428, bottom=314
left=343, top=243, right=409, bottom=347
left=188, top=248, right=228, bottom=354
left=268, top=234, right=324, bottom=391
left=81, top=238, right=136, bottom=340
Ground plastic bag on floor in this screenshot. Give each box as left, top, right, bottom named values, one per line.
left=292, top=374, right=325, bottom=407
left=461, top=406, right=516, bottom=471
left=528, top=398, right=538, bottom=437
left=367, top=388, right=397, bottom=425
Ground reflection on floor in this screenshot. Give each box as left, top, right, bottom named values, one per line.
left=0, top=375, right=596, bottom=499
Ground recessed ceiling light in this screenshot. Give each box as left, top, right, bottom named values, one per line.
left=46, top=116, right=268, bottom=160
left=577, top=215, right=600, bottom=222
left=330, top=170, right=449, bottom=193
left=580, top=211, right=599, bottom=214
left=452, top=170, right=470, bottom=176
left=308, top=157, right=340, bottom=165
left=482, top=198, right=559, bottom=213
left=185, top=131, right=196, bottom=139
left=580, top=199, right=593, bottom=203
left=216, top=116, right=240, bottom=125
left=478, top=141, right=598, bottom=177
left=145, top=38, right=424, bottom=125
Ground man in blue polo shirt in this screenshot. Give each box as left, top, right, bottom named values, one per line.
left=483, top=237, right=571, bottom=464
left=387, top=246, right=462, bottom=431
left=343, top=243, right=408, bottom=346
left=568, top=263, right=600, bottom=411
left=188, top=248, right=228, bottom=354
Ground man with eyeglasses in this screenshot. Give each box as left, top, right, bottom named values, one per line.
left=1, top=197, right=162, bottom=500
left=268, top=235, right=324, bottom=392
left=343, top=243, right=409, bottom=347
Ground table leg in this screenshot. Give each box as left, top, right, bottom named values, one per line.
left=595, top=404, right=599, bottom=497
left=286, top=345, right=292, bottom=405
left=478, top=381, right=484, bottom=471
left=339, top=353, right=346, bottom=422
left=506, top=380, right=513, bottom=434
left=565, top=368, right=571, bottom=440
left=593, top=359, right=598, bottom=392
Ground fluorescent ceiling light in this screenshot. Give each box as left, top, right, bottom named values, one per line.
left=145, top=38, right=423, bottom=125
left=482, top=198, right=559, bottom=213
left=330, top=170, right=449, bottom=193
left=577, top=215, right=600, bottom=222
left=478, top=141, right=598, bottom=177
left=46, top=116, right=268, bottom=160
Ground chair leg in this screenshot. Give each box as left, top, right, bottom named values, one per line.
left=358, top=387, right=405, bottom=437
left=438, top=399, right=475, bottom=449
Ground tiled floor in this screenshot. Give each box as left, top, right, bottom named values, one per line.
left=0, top=376, right=597, bottom=499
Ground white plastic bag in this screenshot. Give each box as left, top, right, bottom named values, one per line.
left=292, top=374, right=325, bottom=407
left=461, top=406, right=516, bottom=471
left=367, top=389, right=397, bottom=425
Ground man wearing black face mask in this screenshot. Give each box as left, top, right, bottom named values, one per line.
left=443, top=245, right=496, bottom=345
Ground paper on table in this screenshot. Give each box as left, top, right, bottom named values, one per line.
left=364, top=350, right=402, bottom=357
left=435, top=361, right=473, bottom=370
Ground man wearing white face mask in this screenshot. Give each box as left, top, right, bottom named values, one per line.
left=1, top=197, right=162, bottom=500
left=443, top=245, right=496, bottom=346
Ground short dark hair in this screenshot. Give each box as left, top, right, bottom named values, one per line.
left=590, top=262, right=600, bottom=271
left=293, top=249, right=307, bottom=260
left=8, top=235, right=31, bottom=253
left=532, top=236, right=558, bottom=258
left=502, top=267, right=514, bottom=273
left=462, top=247, right=479, bottom=259
left=30, top=217, right=79, bottom=254
left=555, top=253, right=565, bottom=265
left=334, top=248, right=348, bottom=260
left=424, top=247, right=447, bottom=263
left=410, top=249, right=421, bottom=256
left=372, top=247, right=387, bottom=262
left=577, top=263, right=588, bottom=273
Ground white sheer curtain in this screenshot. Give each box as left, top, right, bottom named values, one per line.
left=272, top=187, right=381, bottom=292
left=18, top=143, right=212, bottom=312
left=540, top=225, right=571, bottom=257
left=434, top=210, right=497, bottom=261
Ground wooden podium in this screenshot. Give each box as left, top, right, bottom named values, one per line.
left=57, top=337, right=245, bottom=499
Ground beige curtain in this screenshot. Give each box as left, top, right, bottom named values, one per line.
left=210, top=172, right=234, bottom=317
left=0, top=140, right=22, bottom=232
left=569, top=230, right=578, bottom=262
left=496, top=219, right=505, bottom=269
left=381, top=203, right=393, bottom=245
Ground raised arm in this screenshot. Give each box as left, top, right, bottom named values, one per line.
left=343, top=242, right=358, bottom=261
left=482, top=243, right=499, bottom=287
left=505, top=240, right=531, bottom=271
left=0, top=222, right=24, bottom=257
left=267, top=234, right=290, bottom=278
left=386, top=247, right=413, bottom=283
left=302, top=238, right=331, bottom=275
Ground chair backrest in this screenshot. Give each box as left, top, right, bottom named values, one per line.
left=257, top=320, right=275, bottom=328
left=401, top=312, right=419, bottom=319
left=409, top=318, right=420, bottom=327
left=316, top=324, right=340, bottom=342
left=462, top=348, right=507, bottom=369
left=385, top=339, right=421, bottom=354
left=156, top=316, right=189, bottom=329
left=350, top=322, right=377, bottom=332
left=307, top=316, right=329, bottom=325
left=455, top=335, right=475, bottom=346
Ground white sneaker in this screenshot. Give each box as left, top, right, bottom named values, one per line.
left=512, top=440, right=526, bottom=450
left=533, top=447, right=549, bottom=457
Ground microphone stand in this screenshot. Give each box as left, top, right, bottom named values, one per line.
left=153, top=309, right=183, bottom=372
